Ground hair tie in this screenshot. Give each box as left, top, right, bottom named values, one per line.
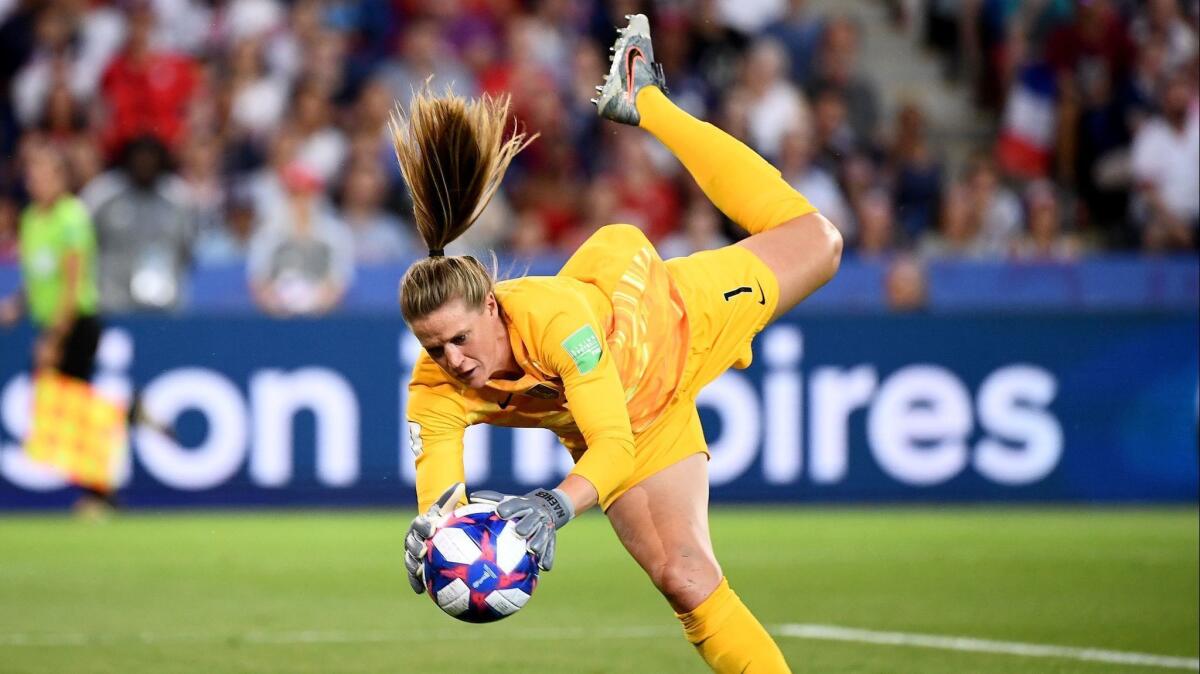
left=428, top=248, right=445, bottom=257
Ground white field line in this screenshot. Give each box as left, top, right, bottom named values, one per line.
left=1, top=623, right=1196, bottom=671
left=774, top=624, right=1200, bottom=671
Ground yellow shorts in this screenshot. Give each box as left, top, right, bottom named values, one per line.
left=602, top=244, right=780, bottom=509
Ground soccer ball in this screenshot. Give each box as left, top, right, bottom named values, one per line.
left=424, top=502, right=540, bottom=623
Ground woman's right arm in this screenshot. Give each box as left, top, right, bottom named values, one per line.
left=407, top=377, right=471, bottom=512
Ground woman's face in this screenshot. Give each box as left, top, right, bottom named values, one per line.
left=410, top=294, right=514, bottom=389
left=25, top=152, right=66, bottom=205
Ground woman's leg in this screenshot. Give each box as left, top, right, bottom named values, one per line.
left=608, top=451, right=791, bottom=673
left=735, top=212, right=843, bottom=320
left=636, top=87, right=843, bottom=320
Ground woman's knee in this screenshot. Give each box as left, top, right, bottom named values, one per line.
left=649, top=554, right=723, bottom=612
left=740, top=212, right=842, bottom=318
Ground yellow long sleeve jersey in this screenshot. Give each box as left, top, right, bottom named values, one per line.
left=407, top=225, right=690, bottom=511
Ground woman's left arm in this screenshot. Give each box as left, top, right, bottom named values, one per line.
left=541, top=315, right=636, bottom=516
left=468, top=311, right=637, bottom=571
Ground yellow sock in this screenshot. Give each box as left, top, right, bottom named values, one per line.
left=675, top=578, right=791, bottom=674
left=636, top=87, right=816, bottom=235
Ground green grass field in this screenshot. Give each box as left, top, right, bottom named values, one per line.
left=0, top=507, right=1196, bottom=674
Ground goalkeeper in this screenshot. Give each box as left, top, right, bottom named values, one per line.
left=400, top=14, right=841, bottom=673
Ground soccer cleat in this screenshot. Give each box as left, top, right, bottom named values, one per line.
left=592, top=13, right=667, bottom=126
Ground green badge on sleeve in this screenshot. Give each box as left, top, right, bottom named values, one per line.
left=561, top=325, right=602, bottom=374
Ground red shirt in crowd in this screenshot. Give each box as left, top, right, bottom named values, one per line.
left=100, top=49, right=199, bottom=156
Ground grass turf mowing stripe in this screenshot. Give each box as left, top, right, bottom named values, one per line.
left=3, top=624, right=1196, bottom=671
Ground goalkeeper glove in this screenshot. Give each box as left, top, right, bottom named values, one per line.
left=403, top=482, right=466, bottom=594
left=470, top=488, right=574, bottom=571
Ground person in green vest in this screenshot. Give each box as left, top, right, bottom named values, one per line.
left=0, top=144, right=110, bottom=512
left=2, top=144, right=101, bottom=380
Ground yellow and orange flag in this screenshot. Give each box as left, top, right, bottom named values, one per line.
left=24, top=370, right=127, bottom=492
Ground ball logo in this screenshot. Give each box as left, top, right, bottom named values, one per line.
left=471, top=563, right=498, bottom=590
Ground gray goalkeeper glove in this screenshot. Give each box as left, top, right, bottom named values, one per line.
left=470, top=488, right=574, bottom=571
left=403, top=482, right=466, bottom=594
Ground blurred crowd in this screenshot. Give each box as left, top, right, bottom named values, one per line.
left=0, top=0, right=1196, bottom=316
left=918, top=0, right=1199, bottom=253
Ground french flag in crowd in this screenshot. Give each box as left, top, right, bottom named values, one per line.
left=997, top=63, right=1057, bottom=178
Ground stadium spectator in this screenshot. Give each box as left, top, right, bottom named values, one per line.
left=600, top=130, right=681, bottom=243
left=245, top=128, right=303, bottom=228
left=247, top=161, right=353, bottom=316
left=651, top=13, right=711, bottom=119
left=884, top=254, right=927, bottom=312
left=740, top=37, right=810, bottom=161
left=10, top=3, right=121, bottom=131
left=1130, top=67, right=1200, bottom=251
left=0, top=3, right=40, bottom=161
left=347, top=79, right=404, bottom=194
left=32, top=85, right=90, bottom=153
left=225, top=36, right=289, bottom=141
left=98, top=1, right=200, bottom=156
left=177, top=137, right=227, bottom=243
left=713, top=85, right=754, bottom=146
left=508, top=208, right=554, bottom=258
left=336, top=160, right=413, bottom=264
left=72, top=137, right=117, bottom=212
left=839, top=153, right=880, bottom=238
left=151, top=0, right=213, bottom=55
left=807, top=14, right=880, bottom=149
left=196, top=185, right=256, bottom=266
left=809, top=85, right=858, bottom=172
left=919, top=183, right=990, bottom=259
left=1127, top=37, right=1171, bottom=124
left=763, top=0, right=825, bottom=87
left=716, top=0, right=787, bottom=35
left=558, top=176, right=623, bottom=255
left=853, top=189, right=898, bottom=259
left=511, top=132, right=586, bottom=248
left=213, top=0, right=286, bottom=47
left=92, top=136, right=194, bottom=312
left=303, top=24, right=351, bottom=98
left=658, top=200, right=732, bottom=259
left=254, top=0, right=313, bottom=83
left=489, top=17, right=564, bottom=124
left=886, top=100, right=943, bottom=245
left=524, top=0, right=583, bottom=90
left=1046, top=0, right=1135, bottom=184
left=688, top=0, right=750, bottom=95
left=377, top=18, right=476, bottom=111
left=564, top=38, right=608, bottom=171
left=780, top=128, right=852, bottom=240
left=1130, top=0, right=1199, bottom=72
left=287, top=82, right=348, bottom=185
left=1013, top=180, right=1083, bottom=261
left=963, top=155, right=1023, bottom=257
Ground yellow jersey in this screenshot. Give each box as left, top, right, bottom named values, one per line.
left=407, top=225, right=689, bottom=510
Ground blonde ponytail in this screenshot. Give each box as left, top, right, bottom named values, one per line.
left=391, top=85, right=535, bottom=323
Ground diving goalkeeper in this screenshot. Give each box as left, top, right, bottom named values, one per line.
left=400, top=14, right=841, bottom=673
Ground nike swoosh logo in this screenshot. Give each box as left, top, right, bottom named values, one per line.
left=499, top=393, right=513, bottom=410
left=626, top=46, right=645, bottom=99
left=757, top=280, right=766, bottom=305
